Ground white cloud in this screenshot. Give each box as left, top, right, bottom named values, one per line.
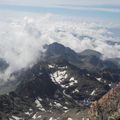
left=0, top=13, right=120, bottom=82
left=59, top=6, right=120, bottom=13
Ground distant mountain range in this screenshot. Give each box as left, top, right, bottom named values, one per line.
left=0, top=42, right=120, bottom=120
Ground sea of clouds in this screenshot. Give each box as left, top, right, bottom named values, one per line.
left=0, top=14, right=120, bottom=82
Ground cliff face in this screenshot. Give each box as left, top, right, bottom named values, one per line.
left=87, top=83, right=120, bottom=120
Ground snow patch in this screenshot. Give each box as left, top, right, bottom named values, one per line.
left=69, top=77, right=74, bottom=81
left=63, top=106, right=68, bottom=110
left=32, top=113, right=37, bottom=119
left=37, top=115, right=42, bottom=118
left=69, top=77, right=78, bottom=86
left=51, top=70, right=68, bottom=84
left=90, top=90, right=96, bottom=95
left=87, top=74, right=90, bottom=76
left=49, top=117, right=54, bottom=120
left=48, top=64, right=55, bottom=68
left=54, top=101, right=62, bottom=107
left=72, top=89, right=79, bottom=93
left=25, top=111, right=31, bottom=115
left=68, top=118, right=73, bottom=120
left=11, top=116, right=22, bottom=120
left=35, top=99, right=45, bottom=111
left=58, top=66, right=67, bottom=69
left=96, top=77, right=102, bottom=82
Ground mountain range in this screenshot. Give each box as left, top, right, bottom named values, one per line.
left=0, top=42, right=120, bottom=120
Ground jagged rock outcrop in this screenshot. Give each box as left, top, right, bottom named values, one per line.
left=87, top=83, right=120, bottom=120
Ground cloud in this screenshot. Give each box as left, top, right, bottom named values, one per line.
left=0, top=13, right=120, bottom=82
left=59, top=6, right=120, bottom=13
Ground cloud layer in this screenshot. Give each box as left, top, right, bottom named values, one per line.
left=60, top=6, right=120, bottom=13
left=0, top=14, right=120, bottom=82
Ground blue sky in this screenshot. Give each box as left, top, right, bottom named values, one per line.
left=0, top=0, right=120, bottom=22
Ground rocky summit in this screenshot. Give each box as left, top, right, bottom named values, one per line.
left=0, top=42, right=120, bottom=120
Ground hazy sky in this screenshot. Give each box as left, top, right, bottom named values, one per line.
left=0, top=0, right=120, bottom=6
left=0, top=0, right=119, bottom=24
left=0, top=0, right=120, bottom=22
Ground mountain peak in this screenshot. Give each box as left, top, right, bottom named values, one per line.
left=45, top=42, right=75, bottom=55
left=80, top=49, right=102, bottom=58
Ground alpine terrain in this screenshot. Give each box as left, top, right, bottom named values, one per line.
left=0, top=42, right=120, bottom=120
